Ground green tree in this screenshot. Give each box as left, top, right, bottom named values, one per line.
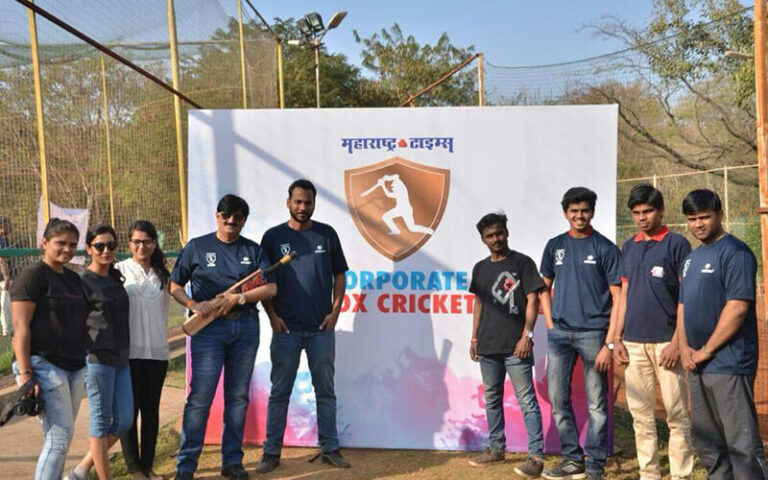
left=272, top=17, right=395, bottom=108
left=587, top=0, right=756, bottom=176
left=354, top=23, right=477, bottom=106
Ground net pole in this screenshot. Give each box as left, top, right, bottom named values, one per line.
left=755, top=0, right=768, bottom=297
left=27, top=1, right=50, bottom=223
left=100, top=55, right=116, bottom=227
left=236, top=0, right=248, bottom=108
left=167, top=0, right=188, bottom=244
left=277, top=41, right=285, bottom=109
left=478, top=53, right=485, bottom=106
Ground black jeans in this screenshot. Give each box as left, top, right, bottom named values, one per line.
left=689, top=372, right=768, bottom=480
left=120, top=359, right=168, bottom=475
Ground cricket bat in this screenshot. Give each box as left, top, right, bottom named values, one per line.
left=181, top=251, right=297, bottom=336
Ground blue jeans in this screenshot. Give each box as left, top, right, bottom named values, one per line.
left=479, top=353, right=544, bottom=456
left=547, top=326, right=608, bottom=473
left=263, top=330, right=338, bottom=455
left=14, top=356, right=86, bottom=480
left=85, top=360, right=133, bottom=438
left=176, top=315, right=259, bottom=474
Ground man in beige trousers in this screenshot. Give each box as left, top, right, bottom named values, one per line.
left=613, top=184, right=694, bottom=480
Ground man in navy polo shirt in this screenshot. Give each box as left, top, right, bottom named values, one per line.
left=170, top=194, right=277, bottom=480
left=677, top=189, right=767, bottom=479
left=540, top=187, right=621, bottom=480
left=613, top=184, right=693, bottom=480
left=256, top=179, right=350, bottom=474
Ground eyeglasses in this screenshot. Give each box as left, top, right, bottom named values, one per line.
left=91, top=241, right=117, bottom=253
left=129, top=239, right=155, bottom=248
left=218, top=211, right=246, bottom=222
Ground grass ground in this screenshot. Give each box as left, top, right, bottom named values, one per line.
left=102, top=355, right=709, bottom=480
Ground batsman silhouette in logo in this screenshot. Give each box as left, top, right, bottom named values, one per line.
left=361, top=174, right=435, bottom=236
left=344, top=156, right=450, bottom=261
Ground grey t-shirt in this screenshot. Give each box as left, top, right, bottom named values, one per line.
left=81, top=269, right=130, bottom=367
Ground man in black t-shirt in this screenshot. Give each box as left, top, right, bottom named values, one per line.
left=467, top=212, right=545, bottom=479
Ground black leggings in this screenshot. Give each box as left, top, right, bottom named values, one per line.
left=120, top=359, right=168, bottom=475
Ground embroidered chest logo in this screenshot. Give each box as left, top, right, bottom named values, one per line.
left=555, top=249, right=565, bottom=265
left=205, top=252, right=216, bottom=267
left=315, top=245, right=326, bottom=254
left=280, top=243, right=291, bottom=256
left=650, top=266, right=664, bottom=278
left=682, top=259, right=691, bottom=278
left=701, top=263, right=716, bottom=274
left=240, top=256, right=251, bottom=265
left=491, top=271, right=521, bottom=314
left=584, top=254, right=597, bottom=265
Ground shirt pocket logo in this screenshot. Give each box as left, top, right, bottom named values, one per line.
left=583, top=254, right=597, bottom=265
left=555, top=249, right=565, bottom=265
left=650, top=266, right=664, bottom=278
left=205, top=252, right=216, bottom=267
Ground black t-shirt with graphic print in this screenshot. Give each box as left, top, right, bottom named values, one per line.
left=469, top=251, right=545, bottom=356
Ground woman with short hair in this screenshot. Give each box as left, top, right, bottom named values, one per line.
left=11, top=218, right=88, bottom=480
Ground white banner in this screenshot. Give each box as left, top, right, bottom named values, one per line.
left=187, top=105, right=618, bottom=451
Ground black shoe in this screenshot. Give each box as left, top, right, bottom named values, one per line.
left=255, top=454, right=280, bottom=474
left=221, top=464, right=249, bottom=480
left=174, top=472, right=194, bottom=480
left=313, top=449, right=351, bottom=468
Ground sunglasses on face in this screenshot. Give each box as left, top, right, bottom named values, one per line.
left=91, top=241, right=117, bottom=253
left=218, top=211, right=246, bottom=222
left=130, top=239, right=155, bottom=248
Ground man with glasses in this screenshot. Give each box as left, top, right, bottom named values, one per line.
left=169, top=194, right=277, bottom=480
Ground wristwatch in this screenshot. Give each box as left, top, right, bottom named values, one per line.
left=524, top=330, right=534, bottom=340
left=604, top=341, right=615, bottom=352
left=237, top=293, right=247, bottom=305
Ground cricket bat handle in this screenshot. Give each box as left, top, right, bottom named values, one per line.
left=181, top=251, right=297, bottom=336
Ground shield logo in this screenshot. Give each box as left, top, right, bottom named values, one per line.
left=280, top=243, right=291, bottom=256
left=205, top=252, right=216, bottom=267
left=344, top=156, right=450, bottom=261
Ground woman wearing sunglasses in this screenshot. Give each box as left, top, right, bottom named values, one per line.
left=66, top=225, right=133, bottom=480
left=10, top=219, right=88, bottom=480
left=117, top=220, right=170, bottom=480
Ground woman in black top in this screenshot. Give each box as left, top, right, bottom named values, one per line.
left=66, top=225, right=133, bottom=480
left=10, top=218, right=88, bottom=480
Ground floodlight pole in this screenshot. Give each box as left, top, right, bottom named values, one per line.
left=314, top=40, right=321, bottom=108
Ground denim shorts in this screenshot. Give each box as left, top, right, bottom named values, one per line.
left=85, top=360, right=133, bottom=438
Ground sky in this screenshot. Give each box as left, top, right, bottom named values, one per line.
left=246, top=0, right=660, bottom=69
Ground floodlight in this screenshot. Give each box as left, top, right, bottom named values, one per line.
left=287, top=39, right=304, bottom=46
left=306, top=13, right=325, bottom=33
left=297, top=18, right=313, bottom=38
left=326, top=11, right=347, bottom=30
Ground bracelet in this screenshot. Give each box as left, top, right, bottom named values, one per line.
left=701, top=344, right=710, bottom=357
left=18, top=369, right=32, bottom=376
left=470, top=338, right=479, bottom=343
left=186, top=299, right=194, bottom=309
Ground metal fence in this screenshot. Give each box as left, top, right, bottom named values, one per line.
left=0, top=0, right=279, bottom=265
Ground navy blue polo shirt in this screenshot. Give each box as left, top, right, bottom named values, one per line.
left=621, top=226, right=691, bottom=343
left=170, top=232, right=271, bottom=316
left=540, top=228, right=622, bottom=331
left=679, top=234, right=758, bottom=375
left=261, top=221, right=348, bottom=332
